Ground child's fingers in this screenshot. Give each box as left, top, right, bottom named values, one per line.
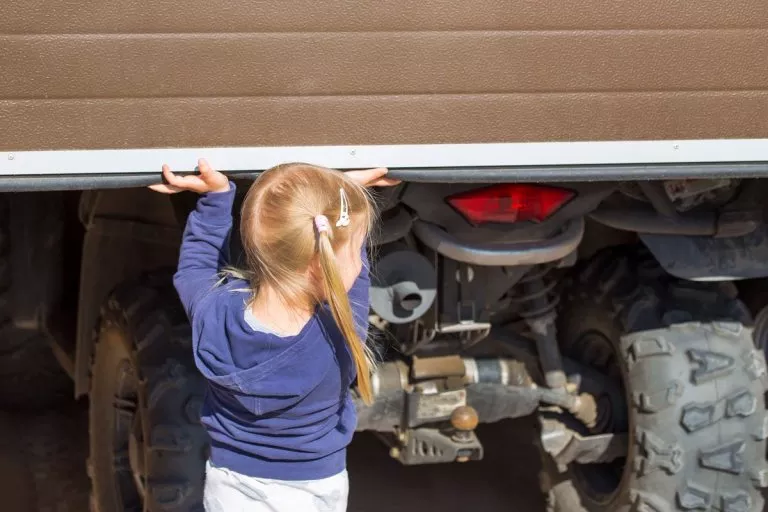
left=370, top=177, right=402, bottom=187
left=148, top=165, right=182, bottom=193
left=162, top=164, right=180, bottom=184
left=363, top=167, right=389, bottom=180
left=197, top=159, right=215, bottom=175
left=163, top=165, right=208, bottom=191
left=149, top=183, right=182, bottom=194
left=197, top=159, right=231, bottom=193
left=162, top=166, right=188, bottom=189
left=345, top=167, right=389, bottom=186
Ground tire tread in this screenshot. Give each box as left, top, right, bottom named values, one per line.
left=89, top=274, right=206, bottom=512
left=548, top=247, right=767, bottom=512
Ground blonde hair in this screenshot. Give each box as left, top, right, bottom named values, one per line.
left=238, top=163, right=376, bottom=405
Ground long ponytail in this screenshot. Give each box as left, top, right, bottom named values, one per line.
left=239, top=164, right=376, bottom=404
left=316, top=229, right=374, bottom=405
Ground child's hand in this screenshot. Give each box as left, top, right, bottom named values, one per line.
left=149, top=159, right=231, bottom=194
left=345, top=168, right=400, bottom=188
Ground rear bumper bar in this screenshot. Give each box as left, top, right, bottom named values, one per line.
left=412, top=218, right=584, bottom=266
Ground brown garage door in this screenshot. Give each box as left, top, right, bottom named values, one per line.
left=2, top=0, right=768, bottom=151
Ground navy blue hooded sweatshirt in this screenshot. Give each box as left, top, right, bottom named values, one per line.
left=173, top=183, right=369, bottom=481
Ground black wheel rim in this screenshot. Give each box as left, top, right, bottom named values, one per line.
left=569, top=330, right=630, bottom=506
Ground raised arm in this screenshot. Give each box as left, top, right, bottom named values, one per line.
left=338, top=168, right=399, bottom=340
left=149, top=159, right=233, bottom=318
left=173, top=186, right=236, bottom=317
left=348, top=243, right=371, bottom=340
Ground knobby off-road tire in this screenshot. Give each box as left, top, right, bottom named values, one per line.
left=0, top=194, right=70, bottom=409
left=545, top=247, right=768, bottom=512
left=89, top=274, right=208, bottom=512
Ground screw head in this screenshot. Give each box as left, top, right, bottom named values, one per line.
left=7, top=154, right=14, bottom=160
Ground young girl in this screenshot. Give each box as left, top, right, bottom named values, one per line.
left=150, top=159, right=398, bottom=512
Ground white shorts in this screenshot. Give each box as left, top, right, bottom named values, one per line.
left=203, top=461, right=349, bottom=512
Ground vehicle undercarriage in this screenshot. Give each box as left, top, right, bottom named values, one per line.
left=2, top=176, right=764, bottom=511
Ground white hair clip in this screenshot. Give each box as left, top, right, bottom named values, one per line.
left=336, top=187, right=351, bottom=227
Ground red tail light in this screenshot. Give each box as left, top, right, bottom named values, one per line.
left=447, top=184, right=574, bottom=225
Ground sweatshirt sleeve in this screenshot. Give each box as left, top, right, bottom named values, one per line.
left=173, top=183, right=237, bottom=319
left=348, top=243, right=371, bottom=341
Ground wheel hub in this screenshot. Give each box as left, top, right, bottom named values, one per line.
left=567, top=331, right=629, bottom=504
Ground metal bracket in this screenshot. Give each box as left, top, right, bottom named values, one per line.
left=406, top=386, right=468, bottom=428
left=540, top=419, right=627, bottom=468
left=406, top=319, right=437, bottom=354
left=389, top=428, right=483, bottom=465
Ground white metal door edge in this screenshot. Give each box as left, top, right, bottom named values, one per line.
left=1, top=139, right=768, bottom=176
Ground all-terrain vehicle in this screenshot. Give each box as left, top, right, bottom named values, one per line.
left=2, top=1, right=768, bottom=511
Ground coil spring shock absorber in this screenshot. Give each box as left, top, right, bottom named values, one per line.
left=517, top=266, right=559, bottom=324
left=510, top=265, right=566, bottom=390
left=510, top=265, right=598, bottom=427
